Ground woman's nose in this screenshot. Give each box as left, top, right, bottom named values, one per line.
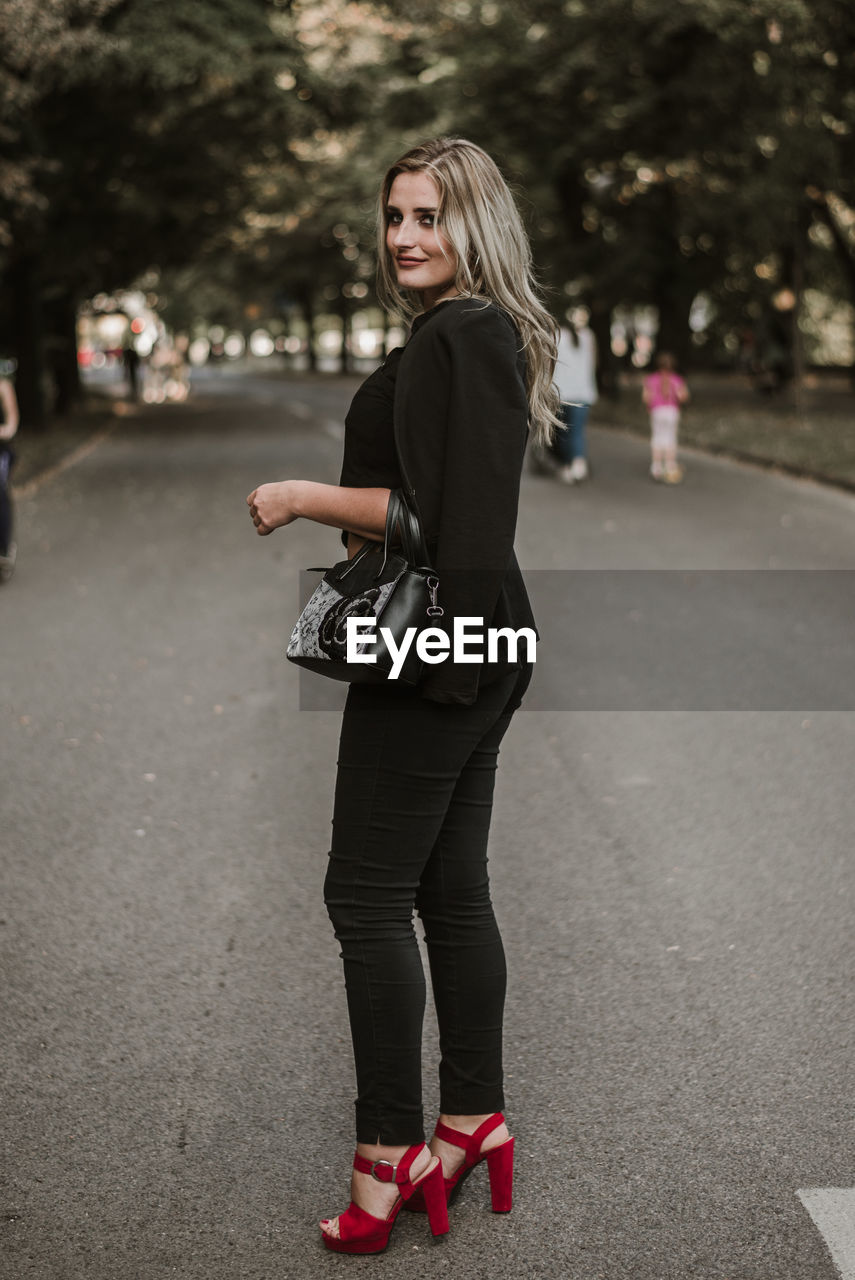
left=392, top=219, right=414, bottom=247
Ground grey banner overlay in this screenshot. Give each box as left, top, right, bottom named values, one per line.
left=293, top=570, right=855, bottom=711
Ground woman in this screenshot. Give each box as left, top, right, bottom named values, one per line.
left=642, top=350, right=690, bottom=483
left=0, top=373, right=20, bottom=583
left=553, top=311, right=597, bottom=484
left=247, top=137, right=559, bottom=1254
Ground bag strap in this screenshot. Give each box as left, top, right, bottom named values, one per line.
left=336, top=489, right=431, bottom=582
left=384, top=489, right=430, bottom=567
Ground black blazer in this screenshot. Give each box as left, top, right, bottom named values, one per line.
left=392, top=298, right=536, bottom=705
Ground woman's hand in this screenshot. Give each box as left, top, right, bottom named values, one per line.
left=246, top=480, right=301, bottom=535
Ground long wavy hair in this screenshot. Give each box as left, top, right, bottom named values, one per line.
left=376, top=137, right=560, bottom=447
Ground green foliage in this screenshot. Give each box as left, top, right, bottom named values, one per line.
left=0, top=0, right=120, bottom=238
left=2, top=0, right=310, bottom=285
left=369, top=0, right=855, bottom=362
left=5, top=0, right=855, bottom=396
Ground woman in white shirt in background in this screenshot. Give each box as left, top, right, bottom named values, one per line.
left=553, top=309, right=597, bottom=484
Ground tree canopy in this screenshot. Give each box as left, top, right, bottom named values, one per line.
left=3, top=0, right=855, bottom=420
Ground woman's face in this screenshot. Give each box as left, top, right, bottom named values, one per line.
left=386, top=171, right=459, bottom=308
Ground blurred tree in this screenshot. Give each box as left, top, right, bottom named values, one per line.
left=0, top=0, right=119, bottom=229
left=0, top=0, right=120, bottom=421
left=5, top=0, right=855, bottom=429
left=380, top=0, right=855, bottom=381
left=207, top=1, right=427, bottom=370
left=1, top=0, right=309, bottom=424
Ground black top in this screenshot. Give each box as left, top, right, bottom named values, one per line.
left=338, top=346, right=404, bottom=493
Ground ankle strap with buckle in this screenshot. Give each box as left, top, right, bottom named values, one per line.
left=352, top=1143, right=425, bottom=1185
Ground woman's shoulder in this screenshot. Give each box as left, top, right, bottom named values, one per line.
left=409, top=302, right=521, bottom=379
left=416, top=297, right=518, bottom=342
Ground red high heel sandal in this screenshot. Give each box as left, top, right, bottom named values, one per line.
left=320, top=1143, right=450, bottom=1254
left=410, top=1113, right=515, bottom=1213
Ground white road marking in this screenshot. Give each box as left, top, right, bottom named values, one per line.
left=797, top=1189, right=855, bottom=1279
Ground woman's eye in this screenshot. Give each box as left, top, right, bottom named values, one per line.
left=386, top=211, right=437, bottom=228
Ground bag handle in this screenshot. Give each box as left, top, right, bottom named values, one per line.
left=385, top=489, right=430, bottom=566
left=335, top=489, right=431, bottom=582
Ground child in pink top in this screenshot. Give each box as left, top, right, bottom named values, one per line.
left=642, top=352, right=689, bottom=483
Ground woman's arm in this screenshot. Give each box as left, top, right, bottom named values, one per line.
left=0, top=379, right=19, bottom=440
left=247, top=480, right=390, bottom=540
left=433, top=308, right=529, bottom=597
left=417, top=305, right=529, bottom=704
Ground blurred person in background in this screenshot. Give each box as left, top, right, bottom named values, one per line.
left=122, top=340, right=141, bottom=401
left=0, top=371, right=19, bottom=582
left=552, top=310, right=597, bottom=484
left=643, top=350, right=690, bottom=483
left=145, top=337, right=171, bottom=403
left=247, top=136, right=559, bottom=1255
left=169, top=335, right=191, bottom=402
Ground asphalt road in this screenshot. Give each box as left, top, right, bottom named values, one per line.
left=2, top=365, right=853, bottom=1280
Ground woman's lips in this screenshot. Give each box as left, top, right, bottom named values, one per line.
left=397, top=258, right=425, bottom=267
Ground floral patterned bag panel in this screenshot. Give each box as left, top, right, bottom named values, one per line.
left=286, top=573, right=401, bottom=663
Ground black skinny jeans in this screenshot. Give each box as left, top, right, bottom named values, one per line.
left=324, top=663, right=532, bottom=1146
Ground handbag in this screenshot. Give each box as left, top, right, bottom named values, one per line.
left=286, top=489, right=442, bottom=685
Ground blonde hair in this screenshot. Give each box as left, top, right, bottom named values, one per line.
left=376, top=137, right=560, bottom=447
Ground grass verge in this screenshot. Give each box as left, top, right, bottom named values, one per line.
left=594, top=371, right=855, bottom=491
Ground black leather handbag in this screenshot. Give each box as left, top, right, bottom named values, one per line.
left=286, top=489, right=442, bottom=685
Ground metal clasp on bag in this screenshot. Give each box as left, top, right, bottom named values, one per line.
left=426, top=575, right=444, bottom=618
